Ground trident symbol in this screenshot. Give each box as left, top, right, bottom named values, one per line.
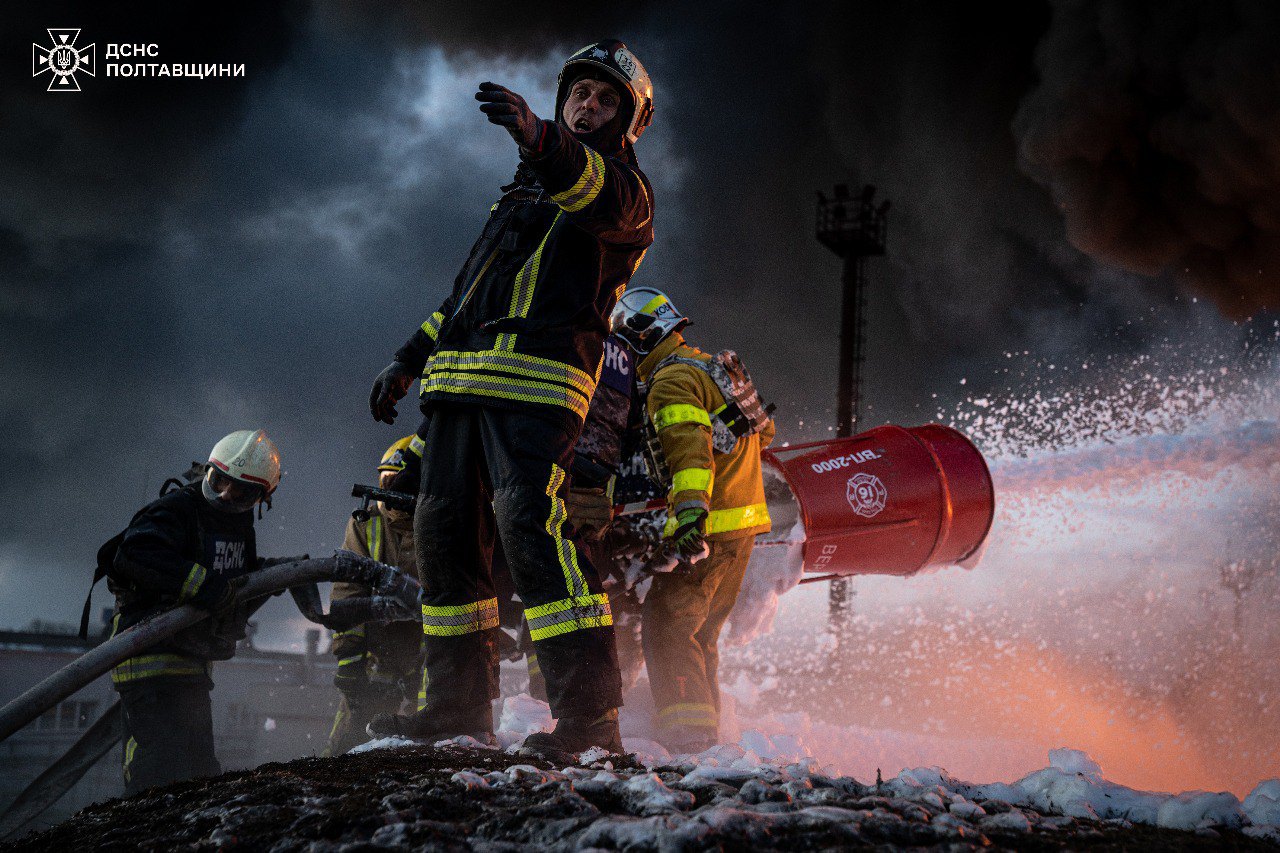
left=33, top=29, right=95, bottom=92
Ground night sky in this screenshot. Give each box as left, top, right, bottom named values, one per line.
left=2, top=1, right=1277, bottom=639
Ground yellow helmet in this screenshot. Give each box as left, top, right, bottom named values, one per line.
left=378, top=436, right=416, bottom=473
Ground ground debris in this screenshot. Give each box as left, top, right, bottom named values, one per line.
left=4, top=745, right=1276, bottom=852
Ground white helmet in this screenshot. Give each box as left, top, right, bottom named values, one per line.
left=609, top=287, right=688, bottom=354
left=203, top=429, right=281, bottom=512
left=555, top=40, right=654, bottom=145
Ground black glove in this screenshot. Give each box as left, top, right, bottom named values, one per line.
left=476, top=82, right=548, bottom=152
left=369, top=361, right=416, bottom=424
left=671, top=508, right=709, bottom=559
left=193, top=574, right=247, bottom=618
left=334, top=656, right=368, bottom=694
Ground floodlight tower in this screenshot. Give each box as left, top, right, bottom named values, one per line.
left=815, top=183, right=890, bottom=629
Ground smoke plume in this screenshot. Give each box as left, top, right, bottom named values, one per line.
left=1014, top=0, right=1280, bottom=317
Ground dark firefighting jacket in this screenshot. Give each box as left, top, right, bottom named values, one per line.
left=108, top=482, right=258, bottom=686
left=394, top=124, right=654, bottom=428
left=571, top=334, right=635, bottom=487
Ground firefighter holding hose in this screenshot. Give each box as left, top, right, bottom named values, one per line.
left=366, top=40, right=655, bottom=755
left=107, top=430, right=281, bottom=794
left=611, top=288, right=775, bottom=753
left=323, top=436, right=424, bottom=756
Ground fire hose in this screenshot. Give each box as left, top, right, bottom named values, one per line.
left=0, top=551, right=421, bottom=746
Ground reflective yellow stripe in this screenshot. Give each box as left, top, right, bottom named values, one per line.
left=658, top=702, right=717, bottom=719
left=123, top=736, right=137, bottom=782
left=418, top=666, right=429, bottom=711
left=527, top=653, right=541, bottom=678
left=544, top=464, right=588, bottom=600
left=498, top=213, right=562, bottom=352
left=178, top=563, right=206, bottom=602
left=112, top=654, right=210, bottom=684
left=524, top=591, right=614, bottom=637
left=421, top=598, right=499, bottom=636
left=419, top=348, right=595, bottom=420
left=425, top=349, right=595, bottom=397
left=663, top=502, right=771, bottom=536
left=366, top=516, right=383, bottom=563
left=408, top=435, right=425, bottom=458
left=420, top=311, right=445, bottom=343
left=326, top=706, right=348, bottom=755
left=639, top=292, right=668, bottom=315
left=338, top=655, right=365, bottom=667
left=659, top=715, right=718, bottom=730
left=653, top=404, right=711, bottom=431
left=671, top=467, right=712, bottom=496
left=524, top=593, right=612, bottom=641
left=420, top=372, right=590, bottom=420
left=332, top=626, right=365, bottom=640
left=551, top=146, right=606, bottom=212
left=657, top=702, right=719, bottom=729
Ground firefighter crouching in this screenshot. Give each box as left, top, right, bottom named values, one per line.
left=367, top=40, right=655, bottom=755
left=324, top=436, right=425, bottom=756
left=108, top=430, right=282, bottom=795
left=611, top=288, right=776, bottom=753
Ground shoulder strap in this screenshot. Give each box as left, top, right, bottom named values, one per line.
left=79, top=484, right=194, bottom=641
left=80, top=528, right=127, bottom=641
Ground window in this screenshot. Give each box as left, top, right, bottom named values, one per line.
left=37, top=700, right=99, bottom=731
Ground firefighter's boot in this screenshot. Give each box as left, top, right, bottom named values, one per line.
left=365, top=704, right=495, bottom=746
left=520, top=707, right=623, bottom=759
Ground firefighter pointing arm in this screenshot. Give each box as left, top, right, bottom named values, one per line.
left=364, top=41, right=655, bottom=758
left=611, top=288, right=775, bottom=753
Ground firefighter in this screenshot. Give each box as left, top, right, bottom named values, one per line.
left=366, top=40, right=655, bottom=755
left=108, top=430, right=281, bottom=795
left=525, top=333, right=646, bottom=701
left=324, top=436, right=424, bottom=756
left=611, top=288, right=775, bottom=753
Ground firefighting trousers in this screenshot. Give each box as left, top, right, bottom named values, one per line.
left=118, top=679, right=219, bottom=797
left=642, top=535, right=755, bottom=745
left=525, top=486, right=644, bottom=701
left=415, top=404, right=622, bottom=720
left=527, top=590, right=643, bottom=702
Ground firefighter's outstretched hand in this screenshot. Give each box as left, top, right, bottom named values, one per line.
left=370, top=360, right=416, bottom=424
left=671, top=507, right=709, bottom=559
left=476, top=82, right=546, bottom=152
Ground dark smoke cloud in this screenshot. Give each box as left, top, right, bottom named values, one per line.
left=1014, top=0, right=1280, bottom=318
left=0, top=0, right=1272, bottom=639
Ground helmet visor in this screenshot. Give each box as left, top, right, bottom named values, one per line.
left=205, top=468, right=265, bottom=512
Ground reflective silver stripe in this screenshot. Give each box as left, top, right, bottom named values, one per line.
left=421, top=310, right=445, bottom=342
left=111, top=654, right=209, bottom=683
left=421, top=598, right=500, bottom=636
left=424, top=349, right=595, bottom=397
left=525, top=594, right=612, bottom=641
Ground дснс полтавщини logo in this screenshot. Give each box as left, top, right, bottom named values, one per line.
left=33, top=29, right=95, bottom=92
